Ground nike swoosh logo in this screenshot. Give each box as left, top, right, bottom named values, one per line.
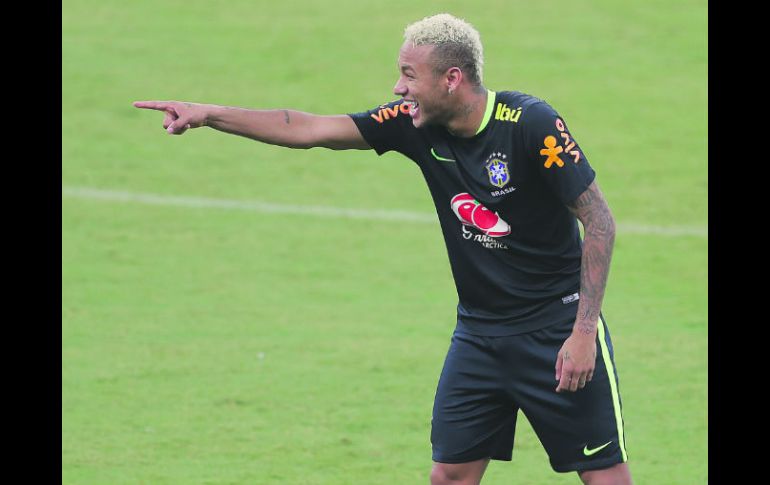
left=583, top=441, right=612, bottom=456
left=431, top=148, right=455, bottom=162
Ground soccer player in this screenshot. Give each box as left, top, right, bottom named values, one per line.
left=134, top=13, right=632, bottom=485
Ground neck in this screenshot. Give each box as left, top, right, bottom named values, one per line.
left=445, top=84, right=489, bottom=138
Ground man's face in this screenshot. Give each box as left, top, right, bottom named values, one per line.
left=393, top=42, right=449, bottom=128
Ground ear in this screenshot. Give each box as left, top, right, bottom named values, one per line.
left=446, top=67, right=463, bottom=92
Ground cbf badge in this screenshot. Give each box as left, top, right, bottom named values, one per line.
left=485, top=152, right=510, bottom=188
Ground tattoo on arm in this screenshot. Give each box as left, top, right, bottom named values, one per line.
left=283, top=110, right=290, bottom=124
left=567, top=182, right=616, bottom=335
left=569, top=185, right=596, bottom=209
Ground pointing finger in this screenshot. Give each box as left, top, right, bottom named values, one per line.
left=133, top=100, right=171, bottom=111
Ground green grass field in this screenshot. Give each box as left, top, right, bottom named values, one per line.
left=62, top=1, right=708, bottom=483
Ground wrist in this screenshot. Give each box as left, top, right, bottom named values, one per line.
left=203, top=104, right=222, bottom=127
left=572, top=320, right=598, bottom=337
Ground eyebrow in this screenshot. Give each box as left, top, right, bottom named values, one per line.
left=400, top=64, right=416, bottom=74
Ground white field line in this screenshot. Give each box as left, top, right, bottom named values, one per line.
left=62, top=186, right=707, bottom=238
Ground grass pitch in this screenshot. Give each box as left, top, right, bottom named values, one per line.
left=63, top=1, right=707, bottom=483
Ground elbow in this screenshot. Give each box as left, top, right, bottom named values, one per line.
left=607, top=214, right=617, bottom=238
left=603, top=213, right=616, bottom=240
left=608, top=220, right=616, bottom=247
left=584, top=212, right=615, bottom=242
left=605, top=215, right=617, bottom=247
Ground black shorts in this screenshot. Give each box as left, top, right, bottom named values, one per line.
left=430, top=315, right=628, bottom=473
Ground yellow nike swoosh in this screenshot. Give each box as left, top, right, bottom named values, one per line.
left=430, top=148, right=455, bottom=162
left=583, top=441, right=612, bottom=456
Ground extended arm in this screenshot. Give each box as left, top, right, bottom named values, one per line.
left=555, top=180, right=616, bottom=393
left=133, top=101, right=371, bottom=150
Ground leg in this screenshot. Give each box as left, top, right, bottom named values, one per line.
left=578, top=462, right=633, bottom=485
left=431, top=332, right=517, bottom=465
left=501, top=316, right=631, bottom=475
left=430, top=459, right=490, bottom=485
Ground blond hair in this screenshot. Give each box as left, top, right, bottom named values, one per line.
left=403, top=13, right=484, bottom=85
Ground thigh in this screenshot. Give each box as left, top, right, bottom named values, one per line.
left=431, top=331, right=518, bottom=464
left=504, top=315, right=629, bottom=473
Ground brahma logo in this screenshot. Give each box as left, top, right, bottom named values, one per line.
left=450, top=193, right=511, bottom=238
left=370, top=103, right=411, bottom=123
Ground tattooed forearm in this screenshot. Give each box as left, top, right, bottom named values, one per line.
left=569, top=184, right=597, bottom=209
left=567, top=182, right=616, bottom=335
left=283, top=110, right=291, bottom=124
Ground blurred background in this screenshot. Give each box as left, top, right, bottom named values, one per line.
left=62, top=0, right=707, bottom=483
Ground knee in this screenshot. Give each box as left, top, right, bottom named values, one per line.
left=430, top=465, right=454, bottom=485
left=429, top=464, right=470, bottom=485
left=429, top=459, right=488, bottom=485
left=578, top=462, right=633, bottom=485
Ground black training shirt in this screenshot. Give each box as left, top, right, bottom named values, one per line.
left=349, top=90, right=595, bottom=336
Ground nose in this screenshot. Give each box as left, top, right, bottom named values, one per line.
left=393, top=76, right=407, bottom=97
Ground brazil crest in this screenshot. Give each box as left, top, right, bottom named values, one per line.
left=485, top=153, right=510, bottom=188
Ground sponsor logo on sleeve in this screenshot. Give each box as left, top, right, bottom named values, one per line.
left=555, top=117, right=581, bottom=164
left=370, top=103, right=411, bottom=123
left=540, top=136, right=564, bottom=168
left=539, top=118, right=583, bottom=168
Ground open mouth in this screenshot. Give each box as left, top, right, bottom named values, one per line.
left=404, top=100, right=420, bottom=117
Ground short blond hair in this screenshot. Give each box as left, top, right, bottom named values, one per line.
left=404, top=13, right=484, bottom=85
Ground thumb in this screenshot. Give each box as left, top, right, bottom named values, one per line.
left=555, top=351, right=563, bottom=381
left=167, top=118, right=192, bottom=135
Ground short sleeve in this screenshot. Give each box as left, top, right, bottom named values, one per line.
left=523, top=102, right=595, bottom=205
left=348, top=100, right=415, bottom=156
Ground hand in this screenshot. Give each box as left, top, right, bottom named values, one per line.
left=555, top=331, right=596, bottom=392
left=133, top=100, right=208, bottom=135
